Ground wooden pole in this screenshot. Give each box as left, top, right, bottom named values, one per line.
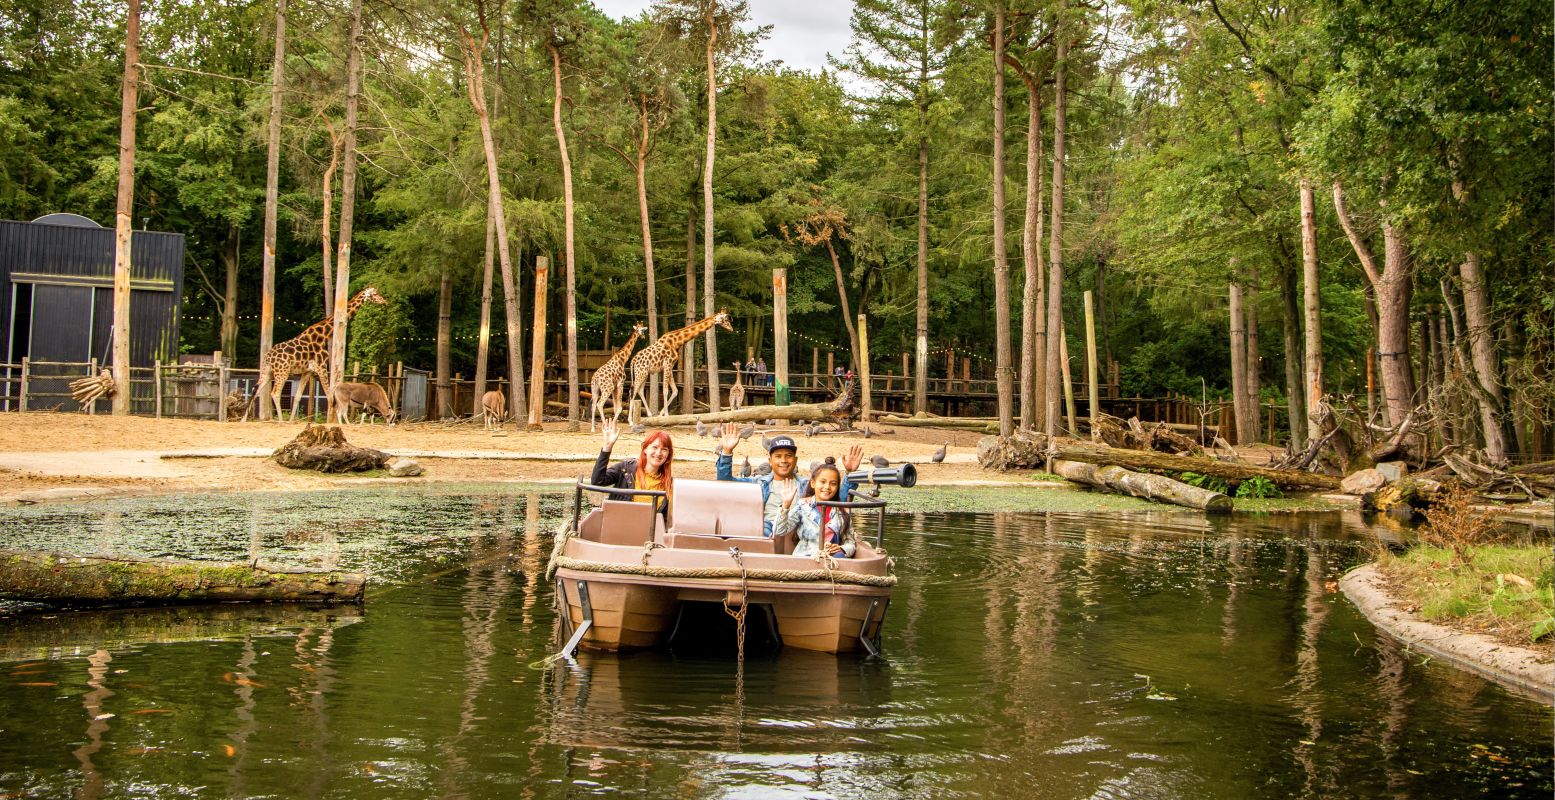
left=527, top=256, right=549, bottom=430
left=811, top=347, right=819, bottom=389
left=772, top=268, right=789, bottom=405
left=110, top=0, right=141, bottom=414
left=151, top=359, right=160, bottom=418
left=18, top=357, right=28, bottom=412
left=88, top=358, right=98, bottom=416
left=857, top=313, right=872, bottom=421
left=1084, top=290, right=1098, bottom=439
left=1060, top=326, right=1077, bottom=435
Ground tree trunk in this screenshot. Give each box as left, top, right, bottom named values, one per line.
left=1019, top=69, right=1045, bottom=431
left=547, top=43, right=580, bottom=430
left=1458, top=252, right=1509, bottom=463
left=824, top=239, right=861, bottom=369
left=219, top=225, right=240, bottom=360
left=1043, top=3, right=1068, bottom=438
left=682, top=204, right=697, bottom=414
left=988, top=2, right=1014, bottom=437
left=320, top=123, right=339, bottom=319
left=1051, top=460, right=1233, bottom=512
left=327, top=0, right=364, bottom=421
left=0, top=550, right=365, bottom=605
left=110, top=0, right=140, bottom=414
left=634, top=105, right=660, bottom=413
left=1280, top=258, right=1305, bottom=446
left=436, top=270, right=452, bottom=419
left=473, top=208, right=495, bottom=415
left=1244, top=264, right=1261, bottom=442
left=915, top=135, right=929, bottom=415
left=1300, top=178, right=1323, bottom=442
left=701, top=12, right=721, bottom=413
left=1229, top=278, right=1250, bottom=445
left=258, top=0, right=286, bottom=421
left=1334, top=183, right=1415, bottom=440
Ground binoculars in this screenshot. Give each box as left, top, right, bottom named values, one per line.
left=845, top=463, right=917, bottom=489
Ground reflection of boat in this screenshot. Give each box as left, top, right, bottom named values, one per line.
left=549, top=470, right=913, bottom=655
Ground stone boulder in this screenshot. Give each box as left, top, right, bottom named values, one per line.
left=1375, top=460, right=1409, bottom=482
left=1340, top=468, right=1387, bottom=495
left=386, top=457, right=423, bottom=478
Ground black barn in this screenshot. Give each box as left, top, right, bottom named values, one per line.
left=1, top=214, right=185, bottom=410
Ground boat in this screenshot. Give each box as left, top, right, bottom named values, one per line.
left=548, top=466, right=915, bottom=656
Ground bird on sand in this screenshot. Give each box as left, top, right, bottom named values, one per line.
left=931, top=442, right=948, bottom=463
left=738, top=422, right=756, bottom=440
left=754, top=463, right=772, bottom=477
left=695, top=419, right=708, bottom=437
left=740, top=456, right=752, bottom=478
left=630, top=421, right=646, bottom=434
left=761, top=434, right=775, bottom=451
left=808, top=460, right=823, bottom=474
left=803, top=424, right=817, bottom=437
left=870, top=454, right=890, bottom=469
left=861, top=426, right=874, bottom=439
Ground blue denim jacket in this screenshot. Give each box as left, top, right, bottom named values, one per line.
left=785, top=498, right=854, bottom=558
left=714, top=451, right=852, bottom=537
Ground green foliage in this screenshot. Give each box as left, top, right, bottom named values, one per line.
left=1178, top=472, right=1229, bottom=494
left=346, top=298, right=409, bottom=374
left=1234, top=477, right=1283, bottom=500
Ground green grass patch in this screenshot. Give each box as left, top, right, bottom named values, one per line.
left=1376, top=544, right=1555, bottom=646
left=883, top=484, right=1166, bottom=513
left=1234, top=496, right=1350, bottom=514
left=1027, top=472, right=1067, bottom=483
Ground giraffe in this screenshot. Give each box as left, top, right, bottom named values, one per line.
left=728, top=360, right=746, bottom=410
left=257, top=287, right=388, bottom=421
left=590, top=322, right=646, bottom=432
left=628, top=310, right=734, bottom=421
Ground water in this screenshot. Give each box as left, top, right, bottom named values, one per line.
left=0, top=488, right=1549, bottom=798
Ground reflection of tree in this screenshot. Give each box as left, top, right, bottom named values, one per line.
left=1372, top=633, right=1415, bottom=794
left=71, top=649, right=113, bottom=800
left=1291, top=538, right=1334, bottom=796
left=226, top=634, right=260, bottom=795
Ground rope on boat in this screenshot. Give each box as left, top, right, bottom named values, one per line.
left=548, top=556, right=899, bottom=587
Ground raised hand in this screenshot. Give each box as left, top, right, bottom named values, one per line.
left=781, top=482, right=800, bottom=509
left=842, top=444, right=864, bottom=473
left=601, top=417, right=620, bottom=451
left=719, top=422, right=741, bottom=455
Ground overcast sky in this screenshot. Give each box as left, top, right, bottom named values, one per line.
left=589, top=1, right=857, bottom=74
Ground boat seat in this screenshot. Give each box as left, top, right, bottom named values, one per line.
left=596, top=500, right=660, bottom=546
left=668, top=532, right=777, bottom=554
left=670, top=478, right=764, bottom=539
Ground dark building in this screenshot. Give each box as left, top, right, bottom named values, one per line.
left=1, top=213, right=185, bottom=411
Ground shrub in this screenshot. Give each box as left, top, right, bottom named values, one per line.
left=1420, top=483, right=1498, bottom=567
left=1179, top=471, right=1229, bottom=494
left=1234, top=476, right=1283, bottom=499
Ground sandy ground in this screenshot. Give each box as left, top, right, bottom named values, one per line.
left=0, top=412, right=1002, bottom=500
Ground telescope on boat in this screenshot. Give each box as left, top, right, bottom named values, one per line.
left=845, top=463, right=917, bottom=489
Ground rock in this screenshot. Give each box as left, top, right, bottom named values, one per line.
left=1341, top=468, right=1387, bottom=495
left=1376, top=460, right=1409, bottom=482
left=387, top=457, right=423, bottom=478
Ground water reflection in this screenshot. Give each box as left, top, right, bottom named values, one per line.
left=0, top=492, right=1548, bottom=799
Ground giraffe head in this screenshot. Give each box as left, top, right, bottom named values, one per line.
left=353, top=286, right=387, bottom=307
left=632, top=323, right=647, bottom=339
left=713, top=310, right=732, bottom=332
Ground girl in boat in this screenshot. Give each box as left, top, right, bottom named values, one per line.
left=594, top=418, right=674, bottom=523
left=778, top=459, right=855, bottom=558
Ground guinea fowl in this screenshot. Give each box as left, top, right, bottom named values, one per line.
left=695, top=419, right=708, bottom=438
left=931, top=442, right=948, bottom=463
left=870, top=454, right=890, bottom=469
left=738, top=422, right=756, bottom=440
left=630, top=421, right=646, bottom=434
left=754, top=462, right=772, bottom=477
left=740, top=456, right=752, bottom=478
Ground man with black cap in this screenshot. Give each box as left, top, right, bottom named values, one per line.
left=716, top=422, right=863, bottom=538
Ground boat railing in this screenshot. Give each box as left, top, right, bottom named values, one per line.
left=819, top=494, right=890, bottom=549
left=572, top=478, right=668, bottom=545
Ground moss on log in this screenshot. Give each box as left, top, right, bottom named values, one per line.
left=0, top=550, right=366, bottom=605
left=978, top=431, right=1341, bottom=491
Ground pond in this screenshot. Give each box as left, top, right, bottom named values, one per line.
left=1, top=487, right=1549, bottom=798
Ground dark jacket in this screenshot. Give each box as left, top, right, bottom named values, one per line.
left=591, top=450, right=668, bottom=515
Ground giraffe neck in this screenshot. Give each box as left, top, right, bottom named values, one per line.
left=614, top=330, right=642, bottom=362
left=664, top=316, right=718, bottom=349
left=343, top=294, right=370, bottom=318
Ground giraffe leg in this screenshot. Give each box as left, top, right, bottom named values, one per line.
left=659, top=364, right=678, bottom=418
left=611, top=381, right=625, bottom=424
left=269, top=372, right=288, bottom=423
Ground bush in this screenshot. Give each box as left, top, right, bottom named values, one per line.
left=1420, top=483, right=1498, bottom=566
left=1179, top=471, right=1229, bottom=494
left=1234, top=476, right=1283, bottom=499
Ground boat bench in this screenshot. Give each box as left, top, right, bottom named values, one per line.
left=584, top=479, right=794, bottom=555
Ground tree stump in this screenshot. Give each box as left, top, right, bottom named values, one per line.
left=272, top=424, right=389, bottom=473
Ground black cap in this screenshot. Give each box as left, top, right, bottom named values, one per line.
left=766, top=435, right=798, bottom=453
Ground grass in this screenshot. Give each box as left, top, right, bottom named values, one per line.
left=1233, top=495, right=1350, bottom=513
left=1375, top=544, right=1555, bottom=647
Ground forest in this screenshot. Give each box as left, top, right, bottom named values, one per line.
left=1, top=0, right=1550, bottom=460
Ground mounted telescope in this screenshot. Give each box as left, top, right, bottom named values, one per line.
left=845, top=463, right=917, bottom=489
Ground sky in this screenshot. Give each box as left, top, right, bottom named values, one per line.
left=588, top=0, right=857, bottom=75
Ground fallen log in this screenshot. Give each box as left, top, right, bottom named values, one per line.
left=977, top=431, right=1342, bottom=491
left=878, top=415, right=997, bottom=431
left=643, top=395, right=854, bottom=427
left=0, top=550, right=366, bottom=605
left=1052, top=460, right=1232, bottom=512
left=272, top=424, right=389, bottom=473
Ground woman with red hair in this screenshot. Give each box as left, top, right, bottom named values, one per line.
left=592, top=418, right=674, bottom=522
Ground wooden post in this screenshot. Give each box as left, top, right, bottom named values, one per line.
left=19, top=357, right=29, bottom=412
left=826, top=351, right=834, bottom=389
left=811, top=347, right=818, bottom=389
left=962, top=358, right=971, bottom=392
left=1060, top=330, right=1077, bottom=435
left=88, top=358, right=99, bottom=416
left=773, top=268, right=789, bottom=405
left=1084, top=290, right=1098, bottom=438
left=900, top=352, right=909, bottom=393
left=151, top=359, right=160, bottom=418
left=215, top=350, right=227, bottom=422
left=857, top=313, right=872, bottom=421
left=527, top=256, right=549, bottom=430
